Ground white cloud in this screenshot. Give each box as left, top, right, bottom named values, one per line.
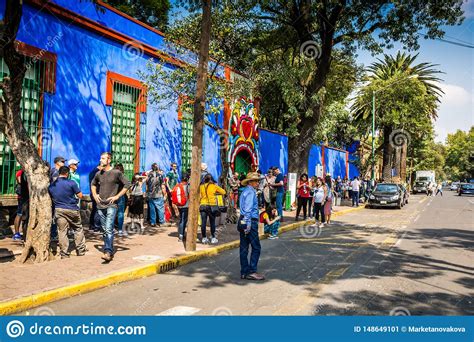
left=438, top=83, right=472, bottom=107
left=462, top=0, right=474, bottom=19
left=434, top=83, right=473, bottom=143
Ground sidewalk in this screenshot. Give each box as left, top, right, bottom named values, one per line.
left=0, top=203, right=359, bottom=310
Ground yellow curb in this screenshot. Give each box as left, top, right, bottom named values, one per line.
left=0, top=205, right=364, bottom=316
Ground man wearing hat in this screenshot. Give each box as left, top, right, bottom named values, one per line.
left=50, top=156, right=65, bottom=183
left=238, top=172, right=265, bottom=281
left=68, top=159, right=81, bottom=188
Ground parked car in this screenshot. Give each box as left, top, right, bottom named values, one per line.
left=398, top=184, right=410, bottom=205
left=450, top=182, right=460, bottom=191
left=367, top=183, right=404, bottom=209
left=458, top=183, right=474, bottom=196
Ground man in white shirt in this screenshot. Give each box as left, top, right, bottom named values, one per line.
left=351, top=177, right=361, bottom=207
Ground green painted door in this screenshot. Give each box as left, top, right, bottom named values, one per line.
left=234, top=150, right=252, bottom=176
left=181, top=116, right=193, bottom=172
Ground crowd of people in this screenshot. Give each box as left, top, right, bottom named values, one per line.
left=11, top=153, right=375, bottom=269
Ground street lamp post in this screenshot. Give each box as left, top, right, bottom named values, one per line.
left=371, top=91, right=375, bottom=183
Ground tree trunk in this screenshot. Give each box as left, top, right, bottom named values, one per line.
left=185, top=0, right=211, bottom=252
left=1, top=0, right=52, bottom=263
left=288, top=105, right=322, bottom=174
left=393, top=147, right=401, bottom=184
left=382, top=126, right=394, bottom=181
left=400, top=143, right=407, bottom=183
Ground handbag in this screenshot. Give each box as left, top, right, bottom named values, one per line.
left=205, top=184, right=221, bottom=217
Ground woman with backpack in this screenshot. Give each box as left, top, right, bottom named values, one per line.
left=199, top=174, right=226, bottom=244
left=295, top=173, right=311, bottom=221
left=172, top=174, right=190, bottom=242
left=261, top=205, right=281, bottom=239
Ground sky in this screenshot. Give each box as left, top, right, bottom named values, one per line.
left=169, top=1, right=474, bottom=143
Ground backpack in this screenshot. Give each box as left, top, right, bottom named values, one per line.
left=172, top=183, right=188, bottom=206
left=259, top=211, right=267, bottom=224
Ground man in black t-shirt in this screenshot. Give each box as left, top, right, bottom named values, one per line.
left=91, top=152, right=130, bottom=262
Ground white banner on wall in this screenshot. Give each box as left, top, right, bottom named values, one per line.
left=316, top=164, right=324, bottom=178
left=288, top=173, right=297, bottom=206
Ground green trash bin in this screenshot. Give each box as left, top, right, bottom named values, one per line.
left=285, top=190, right=292, bottom=211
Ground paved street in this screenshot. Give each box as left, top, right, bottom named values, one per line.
left=26, top=191, right=473, bottom=316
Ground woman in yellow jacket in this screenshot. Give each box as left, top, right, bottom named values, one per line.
left=200, top=174, right=226, bottom=244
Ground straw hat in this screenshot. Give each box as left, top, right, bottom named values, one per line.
left=241, top=172, right=260, bottom=186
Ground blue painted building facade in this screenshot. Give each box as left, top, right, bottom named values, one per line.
left=0, top=0, right=357, bottom=200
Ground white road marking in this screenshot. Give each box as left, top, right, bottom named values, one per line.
left=413, top=215, right=420, bottom=223
left=156, top=306, right=201, bottom=316
left=394, top=231, right=407, bottom=247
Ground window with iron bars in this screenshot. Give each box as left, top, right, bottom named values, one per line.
left=0, top=57, right=51, bottom=195
left=111, top=82, right=144, bottom=181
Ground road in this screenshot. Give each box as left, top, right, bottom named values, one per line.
left=25, top=190, right=473, bottom=316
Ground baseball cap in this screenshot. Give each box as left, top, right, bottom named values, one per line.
left=54, top=156, right=65, bottom=164
left=68, top=159, right=80, bottom=166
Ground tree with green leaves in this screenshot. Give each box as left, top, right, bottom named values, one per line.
left=352, top=52, right=443, bottom=182
left=166, top=0, right=464, bottom=174
left=444, top=127, right=474, bottom=181
left=104, top=0, right=170, bottom=30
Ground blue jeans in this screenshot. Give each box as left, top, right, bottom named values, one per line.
left=98, top=206, right=118, bottom=254
left=117, top=196, right=126, bottom=232
left=90, top=199, right=101, bottom=230
left=239, top=220, right=261, bottom=276
left=148, top=197, right=164, bottom=225
left=352, top=191, right=360, bottom=206
left=178, top=207, right=188, bottom=236
left=264, top=221, right=280, bottom=237
left=276, top=191, right=284, bottom=217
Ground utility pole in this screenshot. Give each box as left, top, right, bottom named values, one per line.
left=371, top=91, right=375, bottom=184
left=185, top=0, right=212, bottom=251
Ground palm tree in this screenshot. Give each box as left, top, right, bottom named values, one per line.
left=352, top=52, right=443, bottom=182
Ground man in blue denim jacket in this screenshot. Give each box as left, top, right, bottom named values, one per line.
left=238, top=172, right=265, bottom=281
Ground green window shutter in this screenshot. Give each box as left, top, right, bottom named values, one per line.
left=181, top=115, right=193, bottom=172
left=0, top=58, right=45, bottom=195
left=111, top=82, right=140, bottom=181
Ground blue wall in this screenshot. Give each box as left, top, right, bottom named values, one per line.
left=325, top=147, right=347, bottom=179
left=11, top=1, right=228, bottom=194
left=258, top=129, right=288, bottom=175
left=308, top=145, right=323, bottom=177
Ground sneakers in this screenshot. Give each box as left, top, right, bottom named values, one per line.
left=118, top=231, right=123, bottom=237
left=201, top=237, right=210, bottom=244
left=268, top=235, right=279, bottom=240
left=12, top=233, right=22, bottom=241
left=101, top=252, right=113, bottom=262
left=210, top=237, right=218, bottom=244
left=245, top=273, right=265, bottom=281
left=178, top=234, right=184, bottom=242
left=319, top=223, right=325, bottom=228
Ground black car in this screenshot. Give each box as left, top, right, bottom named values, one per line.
left=458, top=183, right=474, bottom=196
left=367, top=183, right=404, bottom=209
